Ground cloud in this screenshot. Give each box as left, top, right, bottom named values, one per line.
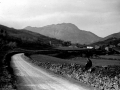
left=0, top=0, right=120, bottom=37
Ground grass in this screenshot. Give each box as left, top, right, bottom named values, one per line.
left=29, top=54, right=120, bottom=90
left=26, top=54, right=97, bottom=90
left=30, top=54, right=120, bottom=66
left=99, top=54, right=120, bottom=60
left=30, top=54, right=73, bottom=64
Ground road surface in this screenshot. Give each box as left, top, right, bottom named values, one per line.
left=12, top=53, right=96, bottom=90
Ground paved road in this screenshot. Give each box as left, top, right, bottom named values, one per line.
left=12, top=54, right=95, bottom=90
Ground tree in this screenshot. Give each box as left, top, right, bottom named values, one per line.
left=7, top=42, right=17, bottom=49
left=62, top=41, right=71, bottom=46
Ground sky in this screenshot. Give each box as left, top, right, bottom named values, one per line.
left=0, top=0, right=120, bottom=37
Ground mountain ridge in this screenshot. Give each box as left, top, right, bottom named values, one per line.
left=0, top=24, right=65, bottom=49
left=100, top=32, right=120, bottom=41
left=91, top=31, right=120, bottom=46
left=25, top=23, right=101, bottom=44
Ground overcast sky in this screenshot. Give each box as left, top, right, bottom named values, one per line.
left=0, top=0, right=120, bottom=37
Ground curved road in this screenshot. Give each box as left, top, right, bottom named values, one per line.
left=12, top=54, right=96, bottom=90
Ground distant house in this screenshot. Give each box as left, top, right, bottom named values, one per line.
left=105, top=47, right=109, bottom=51
left=87, top=46, right=93, bottom=49
left=68, top=44, right=79, bottom=48
left=94, top=45, right=100, bottom=49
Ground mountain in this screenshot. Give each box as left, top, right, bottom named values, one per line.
left=0, top=24, right=64, bottom=50
left=101, top=32, right=120, bottom=41
left=92, top=32, right=120, bottom=46
left=25, top=23, right=101, bottom=44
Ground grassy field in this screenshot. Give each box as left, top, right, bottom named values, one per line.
left=99, top=55, right=120, bottom=60
left=29, top=53, right=120, bottom=90
left=30, top=54, right=120, bottom=66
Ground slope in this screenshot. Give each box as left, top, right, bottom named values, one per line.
left=92, top=32, right=120, bottom=46
left=0, top=24, right=64, bottom=50
left=25, top=23, right=101, bottom=44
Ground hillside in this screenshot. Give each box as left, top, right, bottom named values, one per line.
left=92, top=32, right=120, bottom=46
left=25, top=23, right=101, bottom=44
left=0, top=24, right=65, bottom=50
left=101, top=32, right=120, bottom=41
left=0, top=24, right=66, bottom=89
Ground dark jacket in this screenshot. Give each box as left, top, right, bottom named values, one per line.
left=85, top=58, right=92, bottom=71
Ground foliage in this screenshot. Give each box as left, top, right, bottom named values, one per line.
left=62, top=41, right=71, bottom=46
